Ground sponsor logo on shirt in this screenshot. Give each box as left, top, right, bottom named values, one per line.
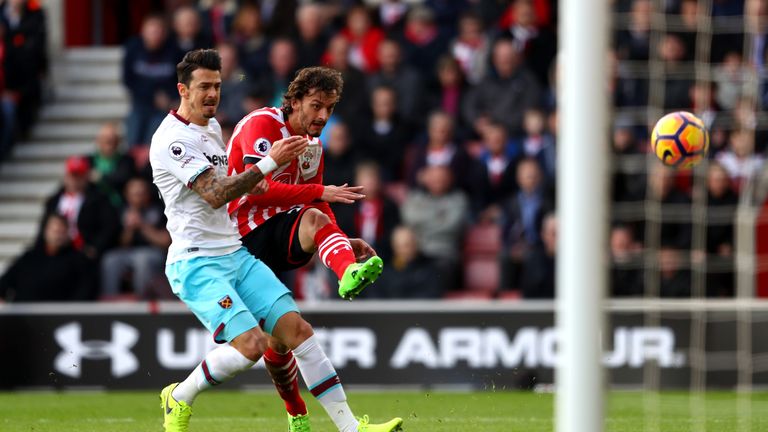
left=203, top=152, right=228, bottom=166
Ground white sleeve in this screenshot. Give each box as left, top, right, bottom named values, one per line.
left=155, top=139, right=214, bottom=188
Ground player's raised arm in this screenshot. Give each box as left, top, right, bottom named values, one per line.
left=191, top=136, right=308, bottom=209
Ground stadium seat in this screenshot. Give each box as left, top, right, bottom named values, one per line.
left=463, top=223, right=502, bottom=256
left=462, top=257, right=500, bottom=294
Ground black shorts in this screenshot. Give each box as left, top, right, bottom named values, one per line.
left=240, top=207, right=314, bottom=272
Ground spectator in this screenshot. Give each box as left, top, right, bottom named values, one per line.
left=101, top=178, right=170, bottom=299
left=0, top=21, right=12, bottom=158
left=375, top=0, right=410, bottom=32
left=427, top=56, right=469, bottom=133
left=231, top=4, right=270, bottom=80
left=645, top=163, right=692, bottom=248
left=216, top=42, right=248, bottom=125
left=462, top=38, right=541, bottom=137
left=732, top=96, right=768, bottom=153
left=689, top=81, right=720, bottom=131
left=450, top=11, right=489, bottom=85
left=369, top=225, right=442, bottom=298
left=674, top=0, right=698, bottom=61
left=399, top=6, right=450, bottom=82
left=354, top=85, right=413, bottom=181
left=259, top=38, right=298, bottom=107
left=511, top=108, right=556, bottom=185
left=42, top=156, right=120, bottom=261
left=401, top=164, right=468, bottom=289
left=323, top=122, right=358, bottom=187
left=658, top=247, right=691, bottom=297
left=86, top=122, right=136, bottom=208
left=478, top=121, right=517, bottom=205
left=324, top=34, right=369, bottom=126
left=701, top=161, right=738, bottom=297
left=610, top=224, right=644, bottom=297
left=260, top=0, right=299, bottom=37
left=716, top=129, right=765, bottom=191
left=0, top=214, right=95, bottom=301
left=611, top=120, right=646, bottom=203
left=498, top=157, right=553, bottom=290
left=520, top=212, right=556, bottom=299
left=658, top=33, right=693, bottom=110
left=334, top=161, right=400, bottom=262
left=198, top=0, right=236, bottom=45
left=122, top=14, right=178, bottom=147
left=293, top=2, right=330, bottom=69
left=1, top=0, right=46, bottom=137
left=407, top=110, right=488, bottom=212
left=340, top=5, right=385, bottom=73
left=171, top=5, right=212, bottom=61
left=615, top=0, right=651, bottom=61
left=498, top=0, right=557, bottom=88
left=367, top=38, right=424, bottom=121
left=715, top=51, right=750, bottom=111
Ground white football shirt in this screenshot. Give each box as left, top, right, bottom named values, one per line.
left=150, top=111, right=241, bottom=264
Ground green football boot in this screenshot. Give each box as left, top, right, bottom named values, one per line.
left=357, top=415, right=404, bottom=432
left=288, top=412, right=312, bottom=432
left=160, top=383, right=192, bottom=432
left=338, top=256, right=384, bottom=300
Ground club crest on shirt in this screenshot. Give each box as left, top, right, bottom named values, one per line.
left=218, top=295, right=233, bottom=309
left=169, top=142, right=187, bottom=160
left=254, top=138, right=271, bottom=154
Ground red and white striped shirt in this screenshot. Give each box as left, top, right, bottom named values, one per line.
left=226, top=107, right=336, bottom=237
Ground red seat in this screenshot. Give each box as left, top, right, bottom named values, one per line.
left=463, top=257, right=500, bottom=294
left=463, top=223, right=502, bottom=256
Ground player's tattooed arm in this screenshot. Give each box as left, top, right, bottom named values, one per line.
left=190, top=167, right=266, bottom=209
left=191, top=135, right=309, bottom=209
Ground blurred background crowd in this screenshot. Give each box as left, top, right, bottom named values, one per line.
left=0, top=0, right=763, bottom=302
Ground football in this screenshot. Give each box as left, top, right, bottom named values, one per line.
left=650, top=111, right=710, bottom=169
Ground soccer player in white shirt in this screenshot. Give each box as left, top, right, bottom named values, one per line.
left=151, top=49, right=402, bottom=432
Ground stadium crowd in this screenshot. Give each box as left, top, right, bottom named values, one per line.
left=0, top=0, right=762, bottom=301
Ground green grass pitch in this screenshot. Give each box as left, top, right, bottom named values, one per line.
left=2, top=390, right=768, bottom=431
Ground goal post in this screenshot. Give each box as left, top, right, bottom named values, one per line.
left=556, top=1, right=610, bottom=432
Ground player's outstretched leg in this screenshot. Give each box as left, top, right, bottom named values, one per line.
left=273, top=312, right=402, bottom=432
left=160, top=333, right=263, bottom=431
left=264, top=340, right=311, bottom=432
left=303, top=210, right=383, bottom=299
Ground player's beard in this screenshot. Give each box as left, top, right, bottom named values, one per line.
left=303, top=112, right=325, bottom=138
left=202, top=98, right=218, bottom=119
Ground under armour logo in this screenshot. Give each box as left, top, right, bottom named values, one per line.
left=54, top=321, right=139, bottom=378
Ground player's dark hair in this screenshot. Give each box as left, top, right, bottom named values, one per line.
left=177, top=49, right=221, bottom=86
left=281, top=67, right=343, bottom=115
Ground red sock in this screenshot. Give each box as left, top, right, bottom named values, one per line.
left=314, top=223, right=355, bottom=280
left=264, top=347, right=307, bottom=416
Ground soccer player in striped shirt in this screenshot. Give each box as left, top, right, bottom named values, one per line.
left=152, top=50, right=401, bottom=432
left=226, top=67, right=389, bottom=432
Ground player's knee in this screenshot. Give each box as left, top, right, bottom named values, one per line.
left=293, top=318, right=314, bottom=346
left=232, top=329, right=268, bottom=361
left=304, top=209, right=331, bottom=232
